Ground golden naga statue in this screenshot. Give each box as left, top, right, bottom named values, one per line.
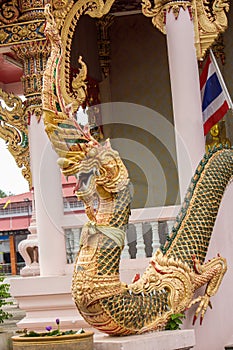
left=42, top=5, right=233, bottom=335
left=206, top=121, right=231, bottom=152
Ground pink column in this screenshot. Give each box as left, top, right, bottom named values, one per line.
left=165, top=8, right=205, bottom=200
left=29, top=116, right=67, bottom=276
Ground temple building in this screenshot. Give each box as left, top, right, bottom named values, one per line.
left=0, top=1, right=233, bottom=349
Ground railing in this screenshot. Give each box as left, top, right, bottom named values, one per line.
left=0, top=205, right=32, bottom=218
left=65, top=219, right=176, bottom=263
left=0, top=262, right=25, bottom=275
left=63, top=198, right=98, bottom=212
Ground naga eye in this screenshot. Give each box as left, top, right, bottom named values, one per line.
left=88, top=148, right=97, bottom=158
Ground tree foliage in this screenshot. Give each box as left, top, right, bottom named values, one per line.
left=0, top=275, right=13, bottom=323
left=0, top=189, right=7, bottom=198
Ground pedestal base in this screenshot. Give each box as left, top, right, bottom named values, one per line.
left=94, top=330, right=195, bottom=350
left=9, top=259, right=154, bottom=331
left=9, top=275, right=89, bottom=332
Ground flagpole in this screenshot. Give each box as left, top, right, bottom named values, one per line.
left=210, top=49, right=233, bottom=110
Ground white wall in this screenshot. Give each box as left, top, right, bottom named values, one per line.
left=183, top=182, right=233, bottom=350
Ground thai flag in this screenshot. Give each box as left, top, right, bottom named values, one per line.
left=200, top=55, right=229, bottom=136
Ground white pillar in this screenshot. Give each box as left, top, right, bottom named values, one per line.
left=29, top=116, right=67, bottom=276
left=165, top=8, right=205, bottom=201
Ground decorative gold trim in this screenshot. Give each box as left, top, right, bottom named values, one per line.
left=44, top=1, right=113, bottom=137
left=0, top=89, right=31, bottom=188
left=52, top=0, right=75, bottom=31
left=0, top=20, right=45, bottom=46
left=58, top=0, right=116, bottom=112
left=0, top=0, right=20, bottom=25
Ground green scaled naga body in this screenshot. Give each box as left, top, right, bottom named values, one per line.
left=42, top=4, right=233, bottom=336
left=70, top=146, right=232, bottom=334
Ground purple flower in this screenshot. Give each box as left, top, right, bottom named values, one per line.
left=56, top=318, right=60, bottom=325
left=46, top=326, right=52, bottom=332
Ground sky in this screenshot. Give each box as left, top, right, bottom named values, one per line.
left=0, top=109, right=88, bottom=196
left=0, top=138, right=29, bottom=195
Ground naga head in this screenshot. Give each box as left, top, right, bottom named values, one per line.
left=44, top=110, right=129, bottom=201
left=42, top=5, right=129, bottom=203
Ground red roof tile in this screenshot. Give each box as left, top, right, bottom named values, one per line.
left=0, top=192, right=32, bottom=205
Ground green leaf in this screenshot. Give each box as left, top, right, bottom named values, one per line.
left=165, top=313, right=185, bottom=331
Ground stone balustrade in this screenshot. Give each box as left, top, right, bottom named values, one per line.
left=64, top=207, right=178, bottom=264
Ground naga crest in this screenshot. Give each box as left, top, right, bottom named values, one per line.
left=44, top=110, right=129, bottom=199
left=42, top=5, right=129, bottom=201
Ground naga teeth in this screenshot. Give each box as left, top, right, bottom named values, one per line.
left=94, top=167, right=100, bottom=176
left=128, top=290, right=132, bottom=295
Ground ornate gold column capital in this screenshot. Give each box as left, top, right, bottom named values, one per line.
left=141, top=0, right=230, bottom=60
left=142, top=0, right=192, bottom=34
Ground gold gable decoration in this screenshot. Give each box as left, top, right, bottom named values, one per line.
left=0, top=89, right=31, bottom=188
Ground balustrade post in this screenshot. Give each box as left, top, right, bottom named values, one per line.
left=135, top=223, right=145, bottom=258
left=121, top=231, right=130, bottom=259
left=150, top=221, right=160, bottom=253
left=167, top=220, right=175, bottom=236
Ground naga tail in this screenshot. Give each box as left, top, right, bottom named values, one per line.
left=161, top=146, right=233, bottom=268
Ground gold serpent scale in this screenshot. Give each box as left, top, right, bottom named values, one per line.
left=42, top=4, right=233, bottom=335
